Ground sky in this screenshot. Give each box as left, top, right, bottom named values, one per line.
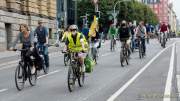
left=172, top=0, right=180, bottom=20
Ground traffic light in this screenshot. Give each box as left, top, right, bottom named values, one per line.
left=95, top=11, right=100, bottom=18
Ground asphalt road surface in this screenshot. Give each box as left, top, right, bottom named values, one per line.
left=0, top=38, right=179, bottom=101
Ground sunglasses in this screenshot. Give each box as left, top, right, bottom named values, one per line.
left=71, top=29, right=77, bottom=31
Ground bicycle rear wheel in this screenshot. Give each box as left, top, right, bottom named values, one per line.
left=92, top=48, right=97, bottom=64
left=139, top=43, right=143, bottom=59
left=29, top=66, right=37, bottom=86
left=120, top=50, right=124, bottom=67
left=67, top=66, right=75, bottom=92
left=162, top=37, right=166, bottom=48
left=15, top=63, right=25, bottom=91
left=125, top=49, right=129, bottom=65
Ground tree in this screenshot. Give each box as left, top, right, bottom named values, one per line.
left=116, top=1, right=158, bottom=25
left=77, top=0, right=159, bottom=28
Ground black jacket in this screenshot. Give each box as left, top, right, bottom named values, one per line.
left=118, top=27, right=130, bottom=39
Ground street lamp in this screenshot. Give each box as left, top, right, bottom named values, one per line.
left=113, top=0, right=131, bottom=25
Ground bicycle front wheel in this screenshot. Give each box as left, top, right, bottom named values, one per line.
left=139, top=44, right=143, bottom=59
left=64, top=54, right=70, bottom=66
left=67, top=66, right=75, bottom=92
left=15, top=63, right=25, bottom=91
left=78, top=68, right=85, bottom=87
left=29, top=66, right=37, bottom=86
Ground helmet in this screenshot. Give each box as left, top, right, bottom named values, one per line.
left=70, top=25, right=78, bottom=30
left=122, top=20, right=126, bottom=24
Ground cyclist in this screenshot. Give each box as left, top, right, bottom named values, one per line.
left=128, top=22, right=136, bottom=51
left=118, top=20, right=131, bottom=56
left=61, top=25, right=71, bottom=42
left=11, top=24, right=36, bottom=74
left=64, top=25, right=88, bottom=73
left=81, top=25, right=89, bottom=40
left=108, top=24, right=117, bottom=51
left=159, top=22, right=169, bottom=42
left=135, top=21, right=147, bottom=55
left=35, top=20, right=49, bottom=69
left=145, top=23, right=151, bottom=44
left=89, top=24, right=100, bottom=63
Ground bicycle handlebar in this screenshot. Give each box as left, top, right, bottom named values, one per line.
left=12, top=48, right=29, bottom=52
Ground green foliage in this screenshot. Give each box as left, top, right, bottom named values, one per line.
left=117, top=1, right=158, bottom=25
left=77, top=0, right=159, bottom=27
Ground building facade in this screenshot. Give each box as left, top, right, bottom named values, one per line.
left=147, top=0, right=169, bottom=23
left=168, top=3, right=177, bottom=32
left=57, top=0, right=76, bottom=28
left=0, top=0, right=57, bottom=51
left=141, top=0, right=177, bottom=32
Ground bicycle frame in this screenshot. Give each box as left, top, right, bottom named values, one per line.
left=17, top=49, right=35, bottom=79
left=69, top=52, right=82, bottom=78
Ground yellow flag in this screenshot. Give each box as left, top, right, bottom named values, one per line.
left=88, top=16, right=98, bottom=37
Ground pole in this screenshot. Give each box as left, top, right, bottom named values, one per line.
left=75, top=0, right=77, bottom=25
left=113, top=0, right=131, bottom=25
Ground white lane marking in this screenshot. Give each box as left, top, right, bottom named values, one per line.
left=0, top=89, right=8, bottom=93
left=176, top=75, right=180, bottom=97
left=163, top=43, right=175, bottom=101
left=101, top=52, right=112, bottom=57
left=0, top=61, right=18, bottom=68
left=107, top=43, right=173, bottom=101
left=0, top=62, right=18, bottom=71
left=37, top=69, right=62, bottom=79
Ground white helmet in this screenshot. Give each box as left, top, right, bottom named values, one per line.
left=70, top=25, right=78, bottom=30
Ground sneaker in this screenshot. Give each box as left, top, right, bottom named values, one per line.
left=31, top=66, right=36, bottom=74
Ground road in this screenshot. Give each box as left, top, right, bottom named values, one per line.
left=0, top=39, right=179, bottom=101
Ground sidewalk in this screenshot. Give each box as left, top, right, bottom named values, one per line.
left=0, top=41, right=110, bottom=63
left=0, top=44, right=63, bottom=60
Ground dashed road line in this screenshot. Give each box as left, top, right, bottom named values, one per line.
left=38, top=69, right=62, bottom=79
left=0, top=89, right=8, bottom=93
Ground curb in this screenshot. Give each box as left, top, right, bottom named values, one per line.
left=0, top=51, right=63, bottom=70
left=0, top=46, right=61, bottom=60
left=175, top=42, right=180, bottom=100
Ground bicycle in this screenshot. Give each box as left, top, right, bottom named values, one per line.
left=64, top=52, right=71, bottom=66
left=120, top=40, right=129, bottom=67
left=91, top=40, right=99, bottom=64
left=67, top=52, right=85, bottom=92
left=14, top=48, right=37, bottom=91
left=160, top=32, right=166, bottom=48
left=137, top=36, right=145, bottom=59
left=37, top=44, right=49, bottom=74
left=110, top=35, right=116, bottom=51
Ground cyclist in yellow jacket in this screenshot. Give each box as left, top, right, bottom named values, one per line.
left=64, top=25, right=88, bottom=73
left=61, top=25, right=71, bottom=42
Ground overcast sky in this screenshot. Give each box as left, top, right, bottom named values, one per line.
left=172, top=0, right=180, bottom=20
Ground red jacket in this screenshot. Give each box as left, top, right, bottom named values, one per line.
left=160, top=24, right=168, bottom=32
